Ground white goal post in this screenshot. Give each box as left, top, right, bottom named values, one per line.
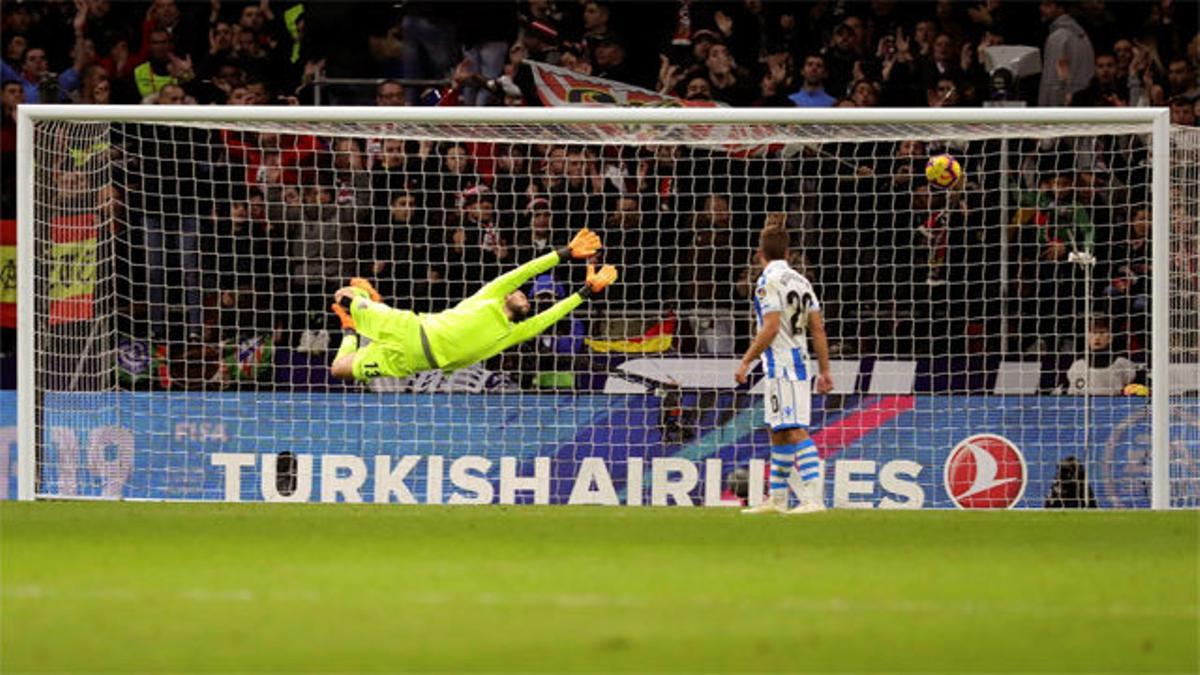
left=13, top=104, right=1196, bottom=508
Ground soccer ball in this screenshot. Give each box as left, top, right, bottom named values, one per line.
left=925, top=154, right=963, bottom=190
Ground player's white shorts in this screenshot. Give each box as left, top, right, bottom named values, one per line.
left=763, top=377, right=812, bottom=431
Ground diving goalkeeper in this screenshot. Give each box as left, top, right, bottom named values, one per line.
left=329, top=227, right=618, bottom=382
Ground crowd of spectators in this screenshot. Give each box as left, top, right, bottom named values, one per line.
left=2, top=1, right=1197, bottom=110
left=1, top=1, right=1198, bottom=391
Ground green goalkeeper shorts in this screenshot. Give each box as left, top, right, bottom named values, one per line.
left=349, top=301, right=429, bottom=381
left=351, top=339, right=417, bottom=380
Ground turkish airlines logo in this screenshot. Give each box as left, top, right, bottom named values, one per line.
left=944, top=434, right=1027, bottom=509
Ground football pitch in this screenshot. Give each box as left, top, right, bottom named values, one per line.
left=1, top=503, right=1196, bottom=673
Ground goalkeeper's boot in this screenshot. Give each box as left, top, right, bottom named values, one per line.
left=331, top=303, right=356, bottom=332
left=788, top=501, right=827, bottom=515
left=349, top=277, right=382, bottom=303
left=741, top=494, right=787, bottom=514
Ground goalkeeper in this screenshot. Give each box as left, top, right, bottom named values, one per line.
left=329, top=228, right=618, bottom=382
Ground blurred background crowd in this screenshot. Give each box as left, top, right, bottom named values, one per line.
left=1, top=1, right=1197, bottom=392
left=1, top=0, right=1198, bottom=110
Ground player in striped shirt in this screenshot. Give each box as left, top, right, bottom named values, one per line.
left=735, top=225, right=833, bottom=514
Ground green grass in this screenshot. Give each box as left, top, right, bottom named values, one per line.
left=1, top=503, right=1197, bottom=673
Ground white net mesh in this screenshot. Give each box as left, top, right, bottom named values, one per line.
left=24, top=113, right=1198, bottom=508
left=1170, top=126, right=1200, bottom=508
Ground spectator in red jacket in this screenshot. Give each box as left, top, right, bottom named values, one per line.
left=222, top=130, right=321, bottom=186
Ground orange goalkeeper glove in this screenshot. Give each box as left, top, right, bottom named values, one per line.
left=579, top=263, right=618, bottom=298
left=557, top=227, right=602, bottom=260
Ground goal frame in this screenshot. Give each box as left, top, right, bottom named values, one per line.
left=13, top=104, right=1175, bottom=507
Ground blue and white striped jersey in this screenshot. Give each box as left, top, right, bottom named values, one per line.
left=752, top=260, right=821, bottom=381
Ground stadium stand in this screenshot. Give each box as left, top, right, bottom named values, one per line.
left=0, top=0, right=1197, bottom=392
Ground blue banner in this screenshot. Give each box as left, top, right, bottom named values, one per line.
left=6, top=391, right=1199, bottom=507
left=1, top=391, right=14, bottom=499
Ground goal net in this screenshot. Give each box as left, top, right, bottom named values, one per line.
left=14, top=107, right=1199, bottom=508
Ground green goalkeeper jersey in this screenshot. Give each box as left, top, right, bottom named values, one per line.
left=356, top=251, right=583, bottom=375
